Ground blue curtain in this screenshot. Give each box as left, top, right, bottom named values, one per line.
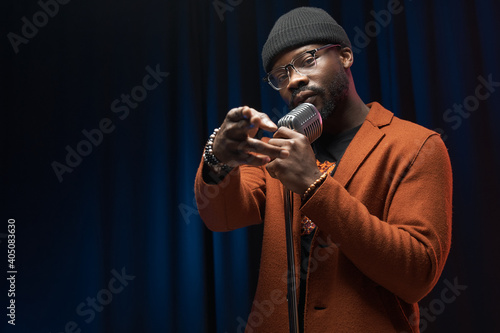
left=2, top=0, right=499, bottom=332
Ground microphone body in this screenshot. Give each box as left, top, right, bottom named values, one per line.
left=277, top=103, right=323, bottom=143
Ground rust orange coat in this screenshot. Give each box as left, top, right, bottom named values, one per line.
left=195, top=102, right=453, bottom=332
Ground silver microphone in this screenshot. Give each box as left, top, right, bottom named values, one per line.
left=277, top=103, right=323, bottom=143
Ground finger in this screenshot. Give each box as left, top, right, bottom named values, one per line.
left=272, top=126, right=304, bottom=139
left=226, top=106, right=248, bottom=122
left=267, top=138, right=293, bottom=147
left=266, top=138, right=292, bottom=158
left=223, top=121, right=253, bottom=140
left=222, top=138, right=278, bottom=164
left=222, top=107, right=254, bottom=140
left=265, top=162, right=278, bottom=179
left=225, top=107, right=277, bottom=140
left=241, top=107, right=278, bottom=132
left=241, top=153, right=271, bottom=166
left=244, top=138, right=289, bottom=159
left=225, top=150, right=271, bottom=167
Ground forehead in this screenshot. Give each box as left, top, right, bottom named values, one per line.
left=272, top=44, right=324, bottom=70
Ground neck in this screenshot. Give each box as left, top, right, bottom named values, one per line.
left=322, top=84, right=369, bottom=137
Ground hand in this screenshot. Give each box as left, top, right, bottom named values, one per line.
left=265, top=127, right=322, bottom=194
left=213, top=106, right=289, bottom=167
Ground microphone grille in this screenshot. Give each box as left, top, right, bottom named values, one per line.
left=277, top=103, right=323, bottom=143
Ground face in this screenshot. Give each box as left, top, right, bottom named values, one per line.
left=271, top=44, right=350, bottom=120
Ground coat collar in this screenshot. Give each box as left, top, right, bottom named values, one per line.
left=332, top=102, right=393, bottom=187
left=365, top=102, right=394, bottom=128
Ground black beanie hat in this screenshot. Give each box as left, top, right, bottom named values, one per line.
left=262, top=7, right=351, bottom=72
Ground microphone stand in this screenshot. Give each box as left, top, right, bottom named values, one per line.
left=276, top=102, right=322, bottom=333
left=284, top=188, right=299, bottom=333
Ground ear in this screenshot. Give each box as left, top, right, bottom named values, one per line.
left=339, top=47, right=354, bottom=69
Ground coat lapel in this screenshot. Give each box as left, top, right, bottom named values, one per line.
left=333, top=102, right=393, bottom=188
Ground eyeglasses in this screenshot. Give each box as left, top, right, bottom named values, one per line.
left=263, top=44, right=340, bottom=91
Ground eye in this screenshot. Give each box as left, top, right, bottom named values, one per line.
left=274, top=71, right=288, bottom=83
left=300, top=55, right=316, bottom=67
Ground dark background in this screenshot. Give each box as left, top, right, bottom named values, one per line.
left=1, top=0, right=499, bottom=332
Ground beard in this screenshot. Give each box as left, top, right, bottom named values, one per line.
left=290, top=68, right=350, bottom=121
left=319, top=68, right=350, bottom=120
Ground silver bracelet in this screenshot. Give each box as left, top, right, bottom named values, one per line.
left=203, top=128, right=232, bottom=172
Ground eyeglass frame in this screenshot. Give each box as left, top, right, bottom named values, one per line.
left=263, top=44, right=341, bottom=91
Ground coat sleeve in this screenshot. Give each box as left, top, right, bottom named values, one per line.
left=194, top=158, right=268, bottom=232
left=300, top=134, right=453, bottom=303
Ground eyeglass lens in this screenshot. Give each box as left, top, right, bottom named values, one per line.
left=269, top=52, right=317, bottom=89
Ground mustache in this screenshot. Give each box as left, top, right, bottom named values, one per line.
left=290, top=85, right=325, bottom=106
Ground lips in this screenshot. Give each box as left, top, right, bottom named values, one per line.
left=292, top=91, right=316, bottom=108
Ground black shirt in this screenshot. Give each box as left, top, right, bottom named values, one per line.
left=298, top=125, right=361, bottom=332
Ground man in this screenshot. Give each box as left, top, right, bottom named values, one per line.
left=195, top=7, right=452, bottom=333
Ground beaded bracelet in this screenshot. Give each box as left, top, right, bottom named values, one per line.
left=203, top=127, right=232, bottom=173
left=302, top=171, right=329, bottom=201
